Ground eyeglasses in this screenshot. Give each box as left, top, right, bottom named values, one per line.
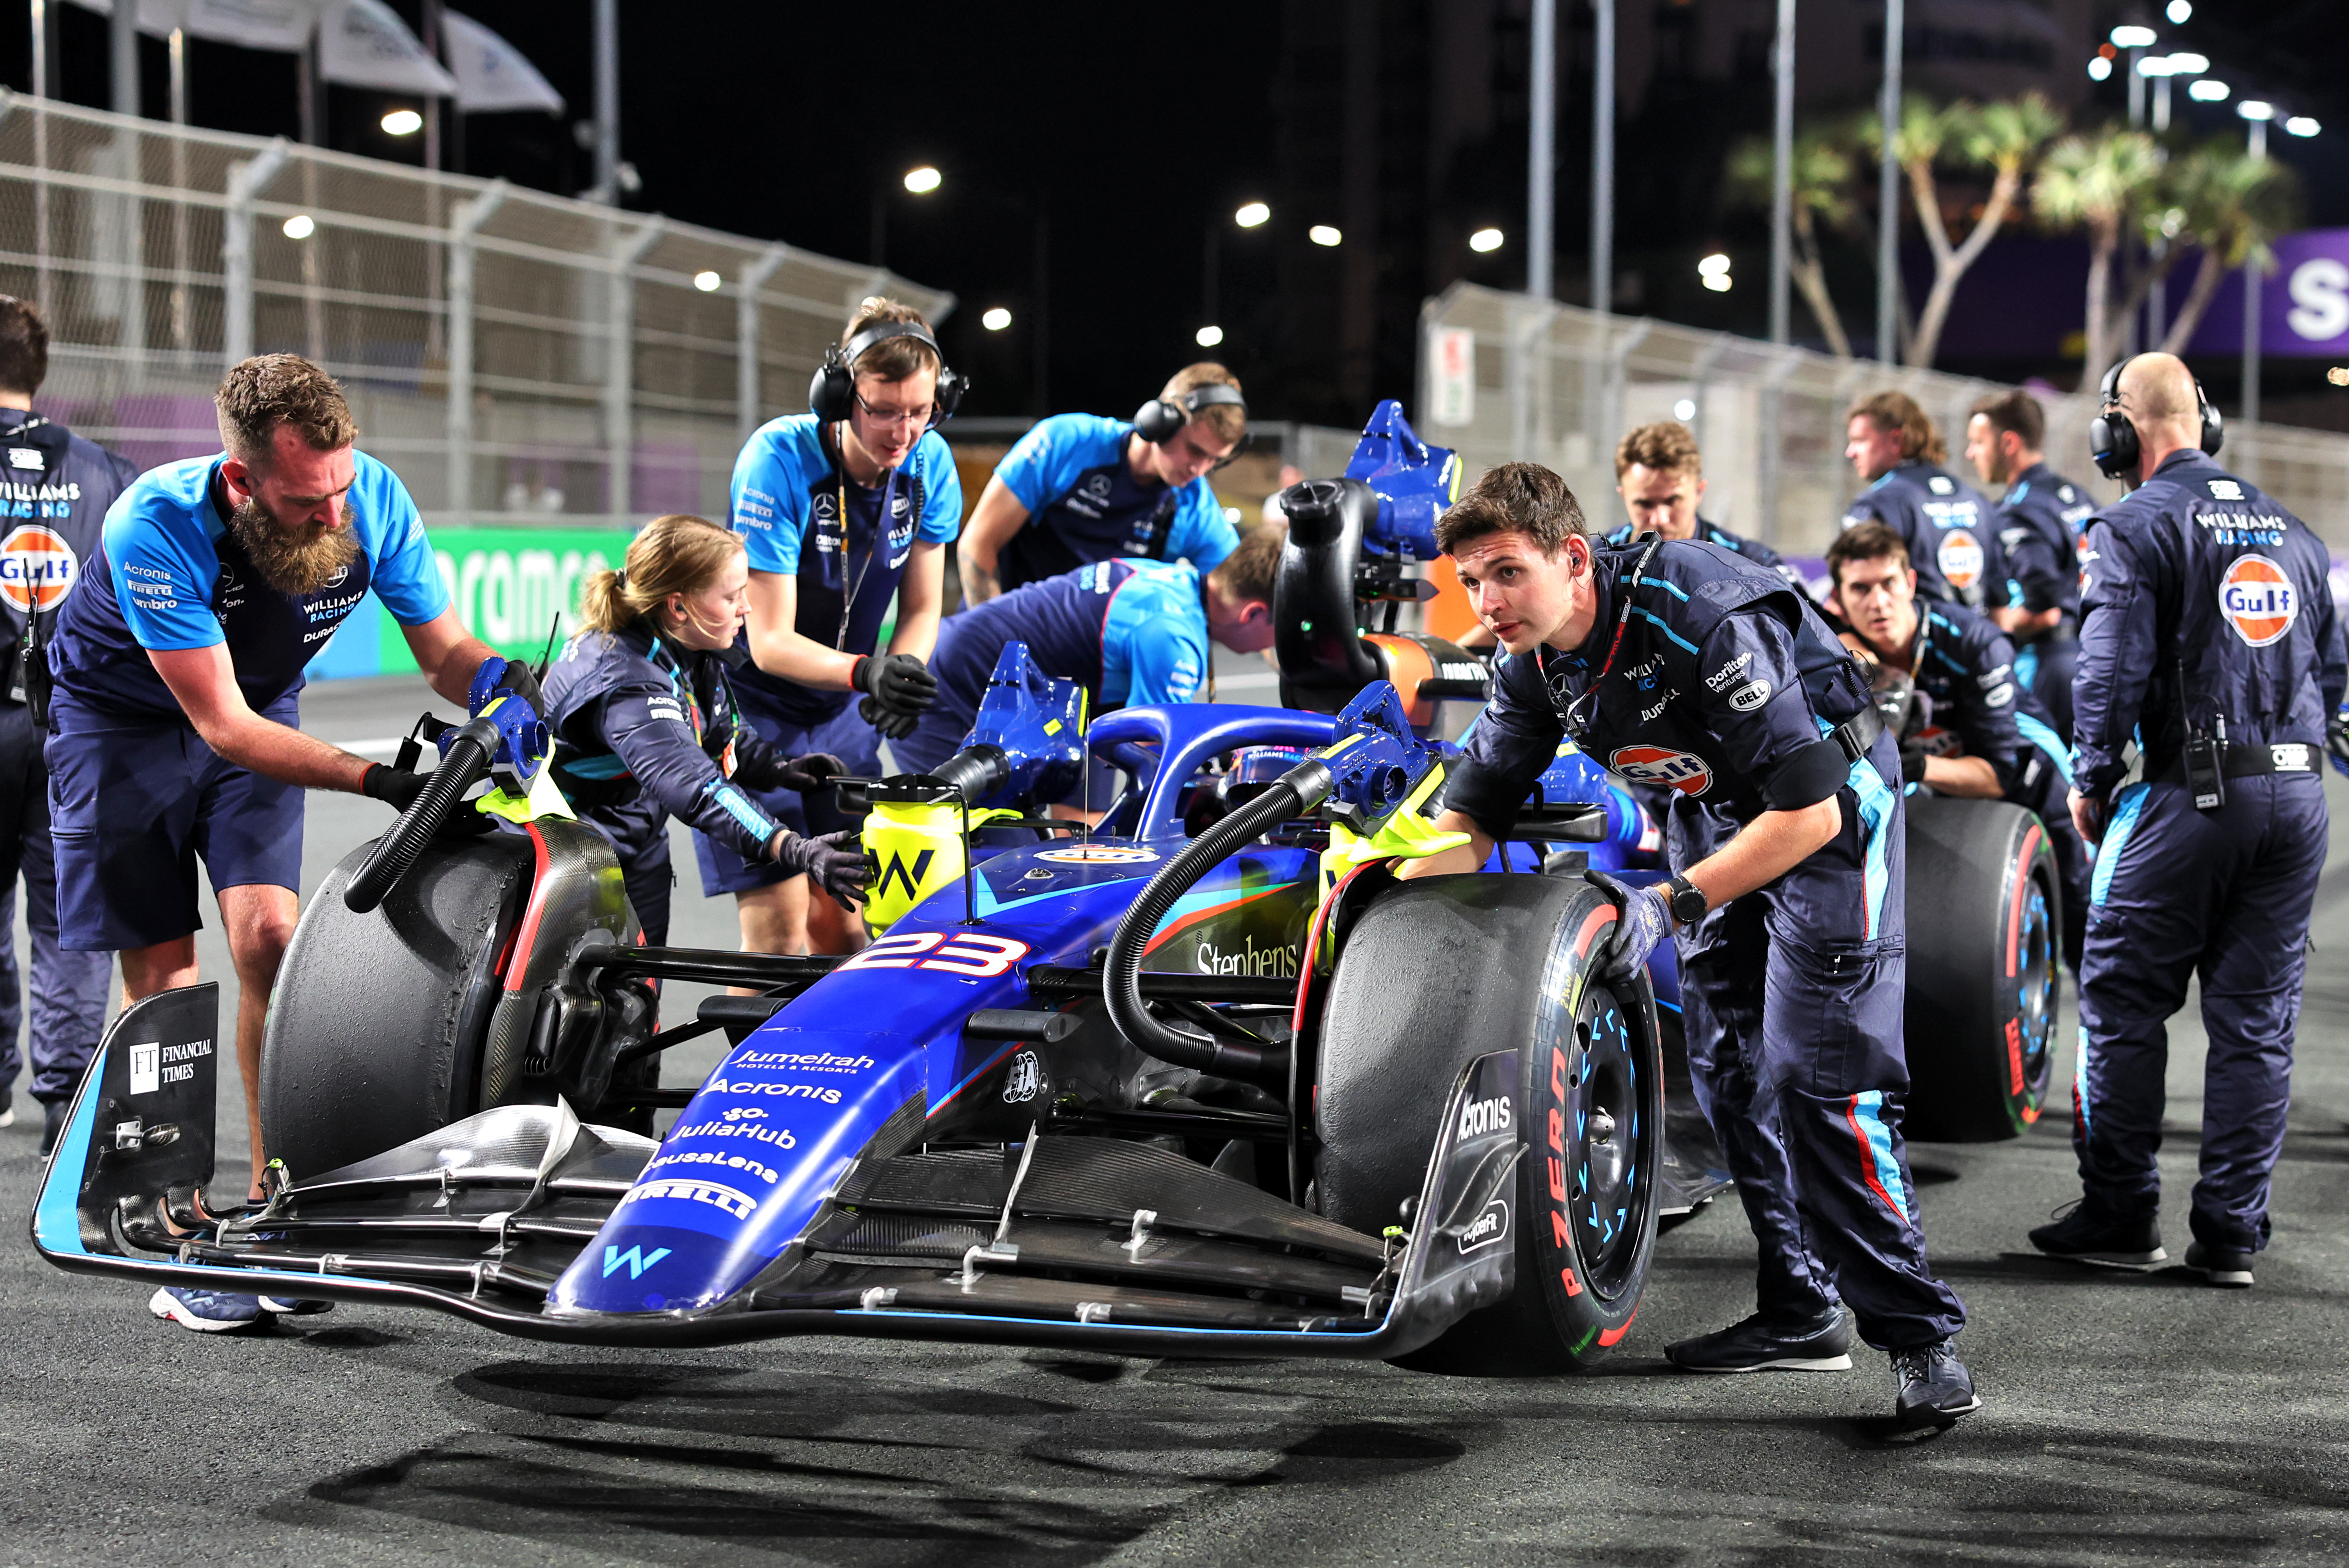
left=854, top=391, right=936, bottom=431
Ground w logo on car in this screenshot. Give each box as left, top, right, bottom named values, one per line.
left=2219, top=555, right=2297, bottom=647
left=874, top=848, right=935, bottom=905
left=603, top=1244, right=670, bottom=1279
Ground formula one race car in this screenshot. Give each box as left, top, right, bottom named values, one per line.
left=31, top=403, right=2048, bottom=1367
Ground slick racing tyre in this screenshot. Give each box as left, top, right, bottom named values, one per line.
left=260, top=835, right=535, bottom=1179
left=1902, top=795, right=2061, bottom=1143
left=1316, top=873, right=1664, bottom=1375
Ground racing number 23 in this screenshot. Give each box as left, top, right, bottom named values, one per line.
left=839, top=931, right=1032, bottom=978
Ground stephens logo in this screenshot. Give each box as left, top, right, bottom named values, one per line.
left=1936, top=529, right=1984, bottom=591
left=2219, top=555, right=2297, bottom=646
left=0, top=525, right=77, bottom=612
left=1609, top=745, right=1712, bottom=796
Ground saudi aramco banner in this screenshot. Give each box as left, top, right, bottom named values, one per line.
left=307, top=523, right=632, bottom=680
left=2185, top=228, right=2349, bottom=357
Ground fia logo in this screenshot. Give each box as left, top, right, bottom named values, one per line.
left=1003, top=1048, right=1045, bottom=1104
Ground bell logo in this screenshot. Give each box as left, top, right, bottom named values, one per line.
left=602, top=1244, right=670, bottom=1279
left=1936, top=529, right=1984, bottom=591
left=0, top=525, right=77, bottom=613
left=2219, top=555, right=2297, bottom=647
left=1609, top=745, right=1712, bottom=796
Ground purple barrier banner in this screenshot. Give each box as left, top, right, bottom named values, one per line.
left=2186, top=228, right=2349, bottom=358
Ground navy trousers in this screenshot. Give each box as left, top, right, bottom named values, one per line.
left=0, top=702, right=111, bottom=1106
left=1673, top=737, right=1968, bottom=1351
left=2074, top=773, right=2325, bottom=1252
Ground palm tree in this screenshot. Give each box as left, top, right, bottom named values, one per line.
left=2034, top=127, right=2166, bottom=381
left=1897, top=93, right=2064, bottom=368
left=2158, top=142, right=2303, bottom=353
left=1725, top=129, right=1859, bottom=356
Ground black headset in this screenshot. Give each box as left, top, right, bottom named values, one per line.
left=808, top=319, right=967, bottom=427
left=2089, top=354, right=2224, bottom=479
left=1132, top=381, right=1248, bottom=446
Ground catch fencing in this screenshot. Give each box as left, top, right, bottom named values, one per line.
left=1417, top=281, right=2349, bottom=555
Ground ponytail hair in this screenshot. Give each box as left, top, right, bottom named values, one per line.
left=576, top=513, right=745, bottom=635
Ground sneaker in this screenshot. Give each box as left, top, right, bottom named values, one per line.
left=39, top=1100, right=65, bottom=1159
left=256, top=1296, right=335, bottom=1316
left=2028, top=1198, right=2166, bottom=1269
left=1665, top=1308, right=1853, bottom=1373
left=2183, top=1241, right=2255, bottom=1288
left=0, top=1103, right=14, bottom=1129
left=1891, top=1339, right=1981, bottom=1430
left=147, top=1286, right=272, bottom=1333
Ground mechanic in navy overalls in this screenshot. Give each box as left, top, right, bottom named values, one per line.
left=1603, top=420, right=1805, bottom=589
left=542, top=513, right=871, bottom=947
left=1840, top=390, right=2006, bottom=613
left=953, top=364, right=1245, bottom=604
left=1965, top=389, right=2095, bottom=739
left=0, top=297, right=135, bottom=1156
left=891, top=526, right=1282, bottom=788
left=44, top=354, right=525, bottom=1335
left=724, top=300, right=964, bottom=958
left=1404, top=462, right=1978, bottom=1430
left=1824, top=521, right=2088, bottom=970
left=2030, top=354, right=2344, bottom=1290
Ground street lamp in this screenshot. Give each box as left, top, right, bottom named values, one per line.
left=2286, top=116, right=2321, bottom=138
left=1469, top=227, right=1505, bottom=253
left=1698, top=252, right=1732, bottom=292
left=1196, top=325, right=1224, bottom=347
left=282, top=214, right=315, bottom=240
left=903, top=165, right=941, bottom=194
left=2166, top=0, right=2191, bottom=20
left=2109, top=24, right=2156, bottom=47
left=2088, top=56, right=2112, bottom=82
left=1234, top=202, right=1269, bottom=228
left=2189, top=79, right=2230, bottom=102
left=1309, top=225, right=1341, bottom=247
left=693, top=270, right=721, bottom=293
left=982, top=307, right=1012, bottom=331
left=381, top=108, right=422, bottom=136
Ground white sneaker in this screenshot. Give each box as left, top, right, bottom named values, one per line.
left=0, top=1105, right=16, bottom=1129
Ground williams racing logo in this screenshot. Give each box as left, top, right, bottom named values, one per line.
left=1609, top=745, right=1712, bottom=797
left=2219, top=555, right=2297, bottom=647
left=0, top=524, right=77, bottom=613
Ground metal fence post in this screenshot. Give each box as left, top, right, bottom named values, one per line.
left=221, top=138, right=289, bottom=368
left=736, top=243, right=791, bottom=444
left=445, top=180, right=508, bottom=522
left=607, top=218, right=664, bottom=522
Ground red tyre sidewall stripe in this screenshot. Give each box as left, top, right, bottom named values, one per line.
left=502, top=823, right=555, bottom=993
left=2005, top=823, right=2041, bottom=979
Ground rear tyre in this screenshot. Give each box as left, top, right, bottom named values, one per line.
left=1316, top=873, right=1664, bottom=1375
left=1903, top=795, right=2061, bottom=1142
left=260, top=835, right=533, bottom=1178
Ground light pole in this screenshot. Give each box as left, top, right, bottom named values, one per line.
left=1589, top=0, right=1615, bottom=314
left=1876, top=0, right=1903, bottom=364
left=593, top=0, right=619, bottom=205
left=2240, top=101, right=2270, bottom=427
left=2111, top=25, right=2156, bottom=127
left=1769, top=0, right=1795, bottom=345
left=1528, top=0, right=1554, bottom=300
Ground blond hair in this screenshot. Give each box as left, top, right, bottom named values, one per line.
left=1845, top=390, right=1946, bottom=466
left=1161, top=362, right=1248, bottom=444
left=575, top=514, right=744, bottom=635
left=1615, top=420, right=1702, bottom=480
left=842, top=296, right=941, bottom=384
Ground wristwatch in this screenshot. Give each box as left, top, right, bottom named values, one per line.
left=1663, top=874, right=1708, bottom=929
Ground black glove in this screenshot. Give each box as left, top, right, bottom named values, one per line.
left=774, top=752, right=845, bottom=793
left=1584, top=869, right=1674, bottom=984
left=2328, top=704, right=2349, bottom=780
left=854, top=653, right=936, bottom=716
left=1900, top=736, right=1931, bottom=786
left=361, top=763, right=428, bottom=812
left=773, top=828, right=872, bottom=907
left=859, top=694, right=920, bottom=740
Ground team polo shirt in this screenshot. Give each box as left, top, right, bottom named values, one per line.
left=993, top=412, right=1237, bottom=592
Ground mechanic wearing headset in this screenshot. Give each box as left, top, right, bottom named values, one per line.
left=1841, top=391, right=2007, bottom=613
left=1964, top=389, right=2095, bottom=738
left=43, top=354, right=522, bottom=1334
left=723, top=298, right=963, bottom=957
left=2031, top=353, right=2345, bottom=1289
left=954, top=363, right=1245, bottom=604
left=541, top=513, right=872, bottom=949
left=1400, top=463, right=1977, bottom=1431
left=1823, top=521, right=2087, bottom=971
left=892, top=524, right=1283, bottom=791
left=1604, top=420, right=1804, bottom=588
left=0, top=298, right=135, bottom=1158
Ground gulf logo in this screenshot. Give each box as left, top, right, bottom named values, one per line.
left=2218, top=555, right=2297, bottom=647
left=0, top=525, right=77, bottom=613
left=1610, top=745, right=1712, bottom=796
left=1936, top=529, right=1984, bottom=592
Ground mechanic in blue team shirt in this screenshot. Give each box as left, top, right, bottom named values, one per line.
left=43, top=354, right=522, bottom=1333
left=954, top=363, right=1245, bottom=604
left=2031, top=354, right=2344, bottom=1290
left=542, top=512, right=872, bottom=947
left=1604, top=421, right=1805, bottom=588
left=892, top=524, right=1283, bottom=786
left=1824, top=521, right=2088, bottom=970
left=0, top=298, right=134, bottom=1157
left=1400, top=463, right=1978, bottom=1431
left=1965, top=389, right=2095, bottom=741
left=724, top=298, right=962, bottom=956
left=1840, top=391, right=2006, bottom=613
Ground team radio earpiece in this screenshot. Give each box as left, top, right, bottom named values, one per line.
left=2089, top=354, right=2224, bottom=479
left=1132, top=381, right=1249, bottom=448
left=808, top=319, right=968, bottom=427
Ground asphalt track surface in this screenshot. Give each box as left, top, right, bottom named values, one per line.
left=3, top=671, right=2348, bottom=1566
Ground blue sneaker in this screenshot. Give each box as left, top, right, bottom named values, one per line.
left=147, top=1286, right=271, bottom=1333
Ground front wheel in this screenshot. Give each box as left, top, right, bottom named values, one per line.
left=1316, top=874, right=1664, bottom=1374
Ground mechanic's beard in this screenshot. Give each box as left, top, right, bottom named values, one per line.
left=230, top=497, right=360, bottom=596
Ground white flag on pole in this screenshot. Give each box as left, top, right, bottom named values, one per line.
left=316, top=0, right=456, bottom=96
left=443, top=10, right=565, bottom=114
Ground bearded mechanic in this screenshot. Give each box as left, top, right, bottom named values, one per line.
left=1842, top=391, right=2006, bottom=613
left=1399, top=462, right=1977, bottom=1430
left=43, top=354, right=526, bottom=1333
left=2030, top=353, right=2345, bottom=1288
left=1964, top=389, right=2094, bottom=738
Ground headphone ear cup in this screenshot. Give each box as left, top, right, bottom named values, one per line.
left=809, top=355, right=853, bottom=423
left=1132, top=397, right=1183, bottom=445
left=2090, top=410, right=2138, bottom=480
left=932, top=367, right=967, bottom=424
left=2200, top=389, right=2224, bottom=457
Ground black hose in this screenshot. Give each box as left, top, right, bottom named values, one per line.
left=924, top=742, right=1009, bottom=801
left=344, top=717, right=497, bottom=914
left=1100, top=757, right=1332, bottom=1082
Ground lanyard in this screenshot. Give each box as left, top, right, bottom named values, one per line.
left=1551, top=535, right=1665, bottom=741
left=826, top=424, right=891, bottom=652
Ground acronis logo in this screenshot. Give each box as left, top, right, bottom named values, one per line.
left=602, top=1244, right=670, bottom=1279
